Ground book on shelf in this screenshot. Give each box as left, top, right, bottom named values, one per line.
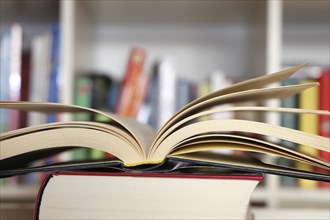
left=0, top=24, right=23, bottom=132
left=297, top=80, right=320, bottom=188
left=116, top=47, right=147, bottom=118
left=0, top=64, right=329, bottom=182
left=318, top=70, right=330, bottom=188
left=278, top=78, right=300, bottom=187
left=47, top=23, right=61, bottom=123
left=35, top=170, right=262, bottom=220
left=28, top=30, right=52, bottom=126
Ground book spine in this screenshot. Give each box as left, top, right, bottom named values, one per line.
left=157, top=60, right=176, bottom=129
left=0, top=32, right=11, bottom=133
left=131, top=74, right=149, bottom=119
left=297, top=80, right=319, bottom=189
left=176, top=79, right=192, bottom=111
left=116, top=48, right=146, bottom=117
left=209, top=70, right=233, bottom=120
left=9, top=24, right=22, bottom=130
left=28, top=32, right=52, bottom=126
left=47, top=24, right=61, bottom=123
left=19, top=51, right=31, bottom=128
left=279, top=78, right=299, bottom=187
left=107, top=79, right=120, bottom=113
left=146, top=69, right=159, bottom=129
left=90, top=74, right=112, bottom=119
left=74, top=75, right=93, bottom=121
left=73, top=75, right=94, bottom=160
left=318, top=70, right=330, bottom=188
left=197, top=79, right=211, bottom=121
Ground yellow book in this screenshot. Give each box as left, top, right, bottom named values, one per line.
left=298, top=80, right=319, bottom=188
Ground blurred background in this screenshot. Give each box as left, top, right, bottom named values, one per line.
left=0, top=0, right=329, bottom=219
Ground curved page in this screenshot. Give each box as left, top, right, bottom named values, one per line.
left=151, top=83, right=319, bottom=151
left=152, top=119, right=329, bottom=162
left=0, top=125, right=143, bottom=165
left=0, top=102, right=156, bottom=156
left=155, top=64, right=307, bottom=142
left=151, top=106, right=329, bottom=152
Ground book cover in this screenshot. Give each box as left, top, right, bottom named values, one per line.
left=8, top=24, right=22, bottom=131
left=28, top=31, right=52, bottom=126
left=318, top=70, right=330, bottom=188
left=0, top=31, right=11, bottom=133
left=47, top=24, right=61, bottom=123
left=278, top=78, right=299, bottom=187
left=116, top=48, right=146, bottom=117
left=297, top=80, right=319, bottom=189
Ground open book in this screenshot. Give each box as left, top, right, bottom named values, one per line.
left=1, top=65, right=329, bottom=181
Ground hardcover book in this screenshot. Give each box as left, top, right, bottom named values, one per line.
left=35, top=171, right=263, bottom=220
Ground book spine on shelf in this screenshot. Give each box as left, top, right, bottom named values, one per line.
left=176, top=79, right=193, bottom=111
left=28, top=32, right=52, bottom=126
left=9, top=24, right=23, bottom=130
left=297, top=80, right=319, bottom=189
left=146, top=68, right=159, bottom=129
left=197, top=79, right=211, bottom=121
left=157, top=60, right=176, bottom=130
left=209, top=70, right=233, bottom=120
left=278, top=78, right=299, bottom=187
left=0, top=32, right=11, bottom=133
left=128, top=73, right=149, bottom=119
left=47, top=24, right=61, bottom=123
left=19, top=51, right=31, bottom=128
left=116, top=48, right=146, bottom=118
left=318, top=70, right=330, bottom=188
left=74, top=75, right=93, bottom=121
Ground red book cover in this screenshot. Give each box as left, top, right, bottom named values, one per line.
left=116, top=48, right=146, bottom=117
left=318, top=70, right=330, bottom=188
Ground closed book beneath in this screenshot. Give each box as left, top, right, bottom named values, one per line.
left=35, top=171, right=263, bottom=220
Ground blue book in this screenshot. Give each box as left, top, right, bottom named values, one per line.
left=47, top=24, right=60, bottom=123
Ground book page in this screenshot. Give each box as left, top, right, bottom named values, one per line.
left=0, top=101, right=156, bottom=157
left=155, top=64, right=307, bottom=142
left=169, top=135, right=329, bottom=169
left=151, top=119, right=329, bottom=163
left=151, top=82, right=319, bottom=152
left=151, top=106, right=329, bottom=151
left=0, top=122, right=144, bottom=165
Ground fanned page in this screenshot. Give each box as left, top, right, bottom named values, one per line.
left=0, top=103, right=157, bottom=167
left=150, top=82, right=319, bottom=151
left=152, top=107, right=329, bottom=167
left=153, top=64, right=308, bottom=144
left=0, top=122, right=146, bottom=164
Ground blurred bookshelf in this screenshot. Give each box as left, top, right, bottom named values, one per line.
left=0, top=0, right=329, bottom=219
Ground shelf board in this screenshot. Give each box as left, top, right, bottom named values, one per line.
left=252, top=188, right=330, bottom=203
left=83, top=1, right=264, bottom=25
left=0, top=186, right=39, bottom=202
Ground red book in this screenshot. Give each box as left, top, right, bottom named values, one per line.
left=319, top=70, right=330, bottom=188
left=116, top=48, right=146, bottom=117
left=34, top=171, right=263, bottom=220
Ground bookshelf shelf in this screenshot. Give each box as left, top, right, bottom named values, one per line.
left=0, top=186, right=38, bottom=202
left=0, top=0, right=329, bottom=218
